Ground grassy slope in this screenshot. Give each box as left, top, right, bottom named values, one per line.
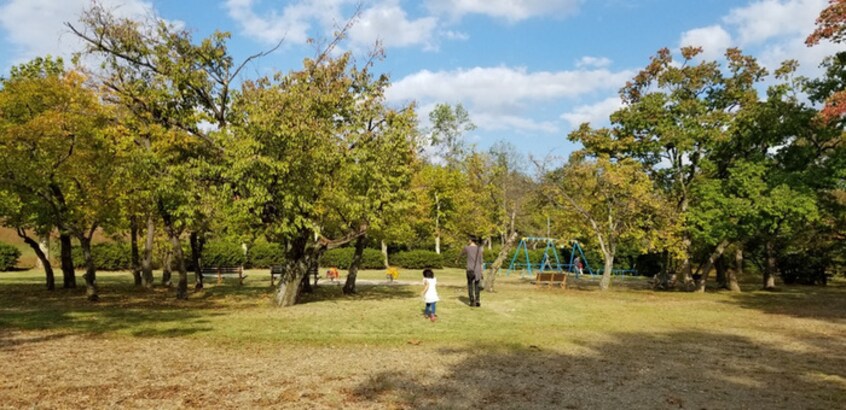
left=1, top=268, right=844, bottom=408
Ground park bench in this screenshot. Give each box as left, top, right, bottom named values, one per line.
left=534, top=272, right=566, bottom=288
left=201, top=266, right=245, bottom=286
left=270, top=265, right=284, bottom=286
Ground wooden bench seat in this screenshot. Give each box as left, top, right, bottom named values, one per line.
left=270, top=265, right=285, bottom=286
left=201, top=266, right=245, bottom=285
left=535, top=272, right=566, bottom=288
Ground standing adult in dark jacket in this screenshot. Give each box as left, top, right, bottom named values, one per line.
left=461, top=237, right=484, bottom=307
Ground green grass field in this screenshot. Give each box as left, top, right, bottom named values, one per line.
left=1, top=268, right=844, bottom=408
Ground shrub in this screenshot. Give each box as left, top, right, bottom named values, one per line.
left=201, top=241, right=246, bottom=267
left=72, top=242, right=132, bottom=271
left=247, top=242, right=285, bottom=268
left=442, top=246, right=557, bottom=270
left=780, top=252, right=831, bottom=285
left=391, top=250, right=443, bottom=269
left=0, top=242, right=21, bottom=271
left=320, top=248, right=385, bottom=269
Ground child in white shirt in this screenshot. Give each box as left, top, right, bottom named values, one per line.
left=421, top=269, right=439, bottom=322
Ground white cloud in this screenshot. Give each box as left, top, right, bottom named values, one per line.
left=224, top=0, right=346, bottom=45
left=679, top=0, right=836, bottom=77
left=723, top=0, right=827, bottom=45
left=441, top=30, right=470, bottom=41
left=0, top=0, right=164, bottom=66
left=388, top=66, right=634, bottom=112
left=560, top=97, right=622, bottom=128
left=473, top=113, right=559, bottom=134
left=679, top=25, right=733, bottom=61
left=349, top=2, right=438, bottom=49
left=576, top=56, right=612, bottom=69
left=226, top=0, right=438, bottom=49
left=426, top=0, right=582, bottom=23
left=388, top=65, right=633, bottom=135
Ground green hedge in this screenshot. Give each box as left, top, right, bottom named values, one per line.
left=72, top=242, right=132, bottom=271
left=201, top=241, right=245, bottom=267
left=320, top=248, right=385, bottom=269
left=441, top=246, right=563, bottom=269
left=391, top=250, right=443, bottom=269
left=247, top=242, right=285, bottom=268
left=0, top=242, right=21, bottom=271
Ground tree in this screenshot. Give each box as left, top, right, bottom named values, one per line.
left=542, top=154, right=672, bottom=290
left=0, top=57, right=124, bottom=300
left=577, top=47, right=769, bottom=288
left=410, top=164, right=466, bottom=253
left=68, top=5, right=272, bottom=299
left=225, top=49, right=417, bottom=306
left=427, top=103, right=475, bottom=166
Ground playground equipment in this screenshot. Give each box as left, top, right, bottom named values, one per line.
left=505, top=237, right=638, bottom=278
left=506, top=238, right=596, bottom=278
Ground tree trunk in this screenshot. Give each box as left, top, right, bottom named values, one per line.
left=141, top=214, right=155, bottom=288
left=130, top=216, right=142, bottom=286
left=301, top=245, right=320, bottom=294
left=18, top=229, right=54, bottom=291
left=434, top=193, right=441, bottom=254
left=169, top=231, right=188, bottom=299
left=59, top=232, right=76, bottom=289
left=309, top=249, right=322, bottom=289
left=675, top=234, right=693, bottom=290
left=655, top=251, right=672, bottom=290
left=715, top=255, right=727, bottom=289
left=599, top=253, right=614, bottom=291
left=162, top=250, right=172, bottom=287
left=763, top=240, right=777, bottom=290
left=381, top=240, right=389, bottom=268
left=484, top=231, right=519, bottom=292
left=190, top=232, right=204, bottom=290
left=276, top=234, right=309, bottom=307
left=728, top=248, right=742, bottom=292
left=344, top=235, right=368, bottom=295
left=35, top=236, right=49, bottom=269
left=695, top=239, right=730, bottom=293
left=78, top=236, right=99, bottom=302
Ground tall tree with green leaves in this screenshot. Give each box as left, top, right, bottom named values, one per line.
left=67, top=5, right=273, bottom=298
left=576, top=47, right=769, bottom=287
left=428, top=103, right=475, bottom=167
left=541, top=154, right=674, bottom=290
left=225, top=49, right=417, bottom=305
left=0, top=57, right=123, bottom=300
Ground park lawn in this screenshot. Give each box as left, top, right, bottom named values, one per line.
left=1, top=269, right=844, bottom=409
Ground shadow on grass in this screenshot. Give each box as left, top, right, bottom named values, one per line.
left=722, top=282, right=846, bottom=322
left=296, top=283, right=417, bottom=305
left=0, top=282, right=243, bottom=345
left=351, top=330, right=846, bottom=409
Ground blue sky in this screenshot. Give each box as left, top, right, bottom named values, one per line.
left=0, top=0, right=840, bottom=161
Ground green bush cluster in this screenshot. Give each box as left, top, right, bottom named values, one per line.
left=390, top=250, right=443, bottom=269
left=247, top=242, right=285, bottom=268
left=320, top=248, right=385, bottom=269
left=780, top=251, right=831, bottom=285
left=0, top=242, right=21, bottom=271
left=201, top=241, right=246, bottom=267
left=441, top=246, right=567, bottom=269
left=72, top=242, right=132, bottom=271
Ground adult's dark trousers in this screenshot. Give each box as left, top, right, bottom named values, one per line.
left=466, top=270, right=480, bottom=306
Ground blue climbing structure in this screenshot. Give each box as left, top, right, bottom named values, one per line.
left=507, top=237, right=565, bottom=277
left=506, top=238, right=597, bottom=278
